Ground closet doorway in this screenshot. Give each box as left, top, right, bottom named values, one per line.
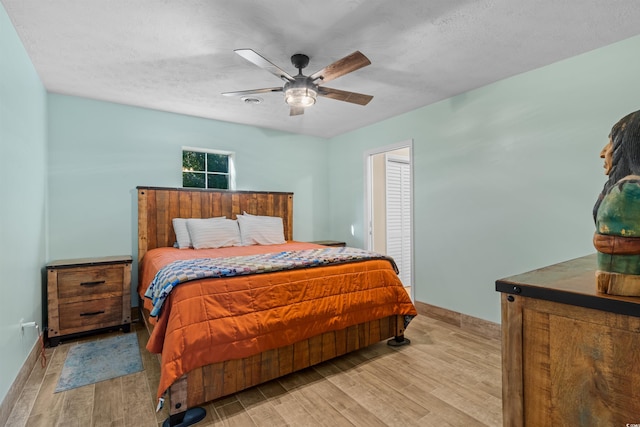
left=364, top=140, right=413, bottom=299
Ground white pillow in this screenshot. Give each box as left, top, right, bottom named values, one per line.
left=172, top=217, right=225, bottom=249
left=236, top=214, right=285, bottom=246
left=186, top=218, right=241, bottom=249
left=172, top=218, right=192, bottom=249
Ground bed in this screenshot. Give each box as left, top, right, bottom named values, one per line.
left=136, top=186, right=417, bottom=427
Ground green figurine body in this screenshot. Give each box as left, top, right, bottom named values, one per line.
left=594, top=110, right=640, bottom=295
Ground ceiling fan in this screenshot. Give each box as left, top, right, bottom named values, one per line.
left=222, top=49, right=373, bottom=116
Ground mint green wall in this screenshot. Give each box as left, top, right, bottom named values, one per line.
left=0, top=3, right=48, bottom=409
left=328, top=35, right=640, bottom=323
left=47, top=94, right=329, bottom=264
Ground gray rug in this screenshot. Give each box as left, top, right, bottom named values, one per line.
left=55, top=333, right=143, bottom=392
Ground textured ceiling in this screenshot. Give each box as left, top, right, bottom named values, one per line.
left=3, top=0, right=640, bottom=138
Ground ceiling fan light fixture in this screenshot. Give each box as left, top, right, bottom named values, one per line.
left=285, top=87, right=317, bottom=108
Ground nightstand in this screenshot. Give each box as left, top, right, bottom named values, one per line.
left=310, top=240, right=347, bottom=247
left=46, top=255, right=132, bottom=346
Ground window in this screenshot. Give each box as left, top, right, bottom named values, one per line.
left=182, top=147, right=235, bottom=190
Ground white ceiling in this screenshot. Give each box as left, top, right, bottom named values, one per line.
left=4, top=0, right=640, bottom=138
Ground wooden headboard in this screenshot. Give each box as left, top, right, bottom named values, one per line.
left=137, top=186, right=293, bottom=263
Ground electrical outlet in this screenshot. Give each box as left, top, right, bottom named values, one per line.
left=20, top=319, right=37, bottom=334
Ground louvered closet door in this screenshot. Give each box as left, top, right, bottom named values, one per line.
left=385, top=155, right=411, bottom=286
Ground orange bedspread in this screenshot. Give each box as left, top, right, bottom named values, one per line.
left=138, top=242, right=417, bottom=398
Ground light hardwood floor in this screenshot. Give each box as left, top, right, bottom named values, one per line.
left=6, top=314, right=502, bottom=427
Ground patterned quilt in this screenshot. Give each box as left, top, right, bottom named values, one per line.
left=145, top=247, right=398, bottom=317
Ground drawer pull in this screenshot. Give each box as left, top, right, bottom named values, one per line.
left=80, top=310, right=105, bottom=317
left=80, top=280, right=106, bottom=287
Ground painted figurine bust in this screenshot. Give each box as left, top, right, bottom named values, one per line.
left=593, top=109, right=640, bottom=296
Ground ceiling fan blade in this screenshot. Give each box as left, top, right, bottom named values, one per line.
left=318, top=87, right=373, bottom=105
left=222, top=87, right=283, bottom=97
left=234, top=49, right=295, bottom=82
left=290, top=106, right=305, bottom=116
left=309, top=51, right=371, bottom=84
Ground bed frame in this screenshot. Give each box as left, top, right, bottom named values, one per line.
left=137, top=186, right=407, bottom=427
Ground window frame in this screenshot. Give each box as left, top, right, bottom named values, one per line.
left=181, top=146, right=236, bottom=190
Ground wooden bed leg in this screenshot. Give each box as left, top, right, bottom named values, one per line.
left=387, top=315, right=411, bottom=346
left=162, top=375, right=206, bottom=427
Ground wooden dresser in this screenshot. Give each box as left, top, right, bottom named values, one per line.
left=496, top=254, right=640, bottom=426
left=46, top=255, right=132, bottom=346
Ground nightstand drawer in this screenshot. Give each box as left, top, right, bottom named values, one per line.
left=57, top=265, right=125, bottom=301
left=59, top=297, right=123, bottom=330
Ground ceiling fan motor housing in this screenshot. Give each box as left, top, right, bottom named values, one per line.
left=291, top=53, right=310, bottom=71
